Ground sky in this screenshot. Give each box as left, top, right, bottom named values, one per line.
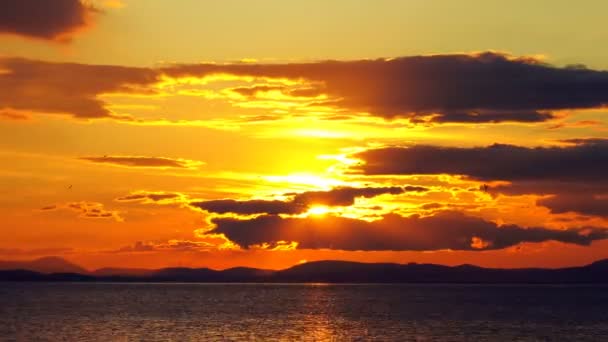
left=1, top=0, right=608, bottom=270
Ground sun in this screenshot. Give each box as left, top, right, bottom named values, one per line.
left=307, top=205, right=331, bottom=216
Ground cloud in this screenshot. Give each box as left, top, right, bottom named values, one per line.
left=230, top=85, right=286, bottom=97
left=39, top=201, right=123, bottom=221
left=0, top=57, right=158, bottom=120
left=291, top=186, right=406, bottom=206
left=162, top=52, right=608, bottom=123
left=116, top=191, right=183, bottom=204
left=207, top=211, right=608, bottom=251
left=492, top=179, right=608, bottom=219
left=351, top=139, right=608, bottom=181
left=191, top=186, right=420, bottom=215
left=0, top=0, right=98, bottom=42
left=403, top=185, right=429, bottom=192
left=548, top=120, right=603, bottom=130
left=114, top=241, right=156, bottom=253
left=350, top=139, right=608, bottom=219
left=193, top=199, right=304, bottom=215
left=0, top=109, right=30, bottom=120
left=112, top=240, right=215, bottom=253
left=79, top=156, right=203, bottom=169
left=40, top=205, right=57, bottom=211
left=5, top=52, right=608, bottom=123
left=65, top=201, right=122, bottom=221
left=537, top=194, right=608, bottom=218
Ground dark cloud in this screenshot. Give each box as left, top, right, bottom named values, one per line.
left=351, top=139, right=608, bottom=181
left=79, top=156, right=202, bottom=169
left=291, top=186, right=405, bottom=206
left=538, top=194, right=608, bottom=218
left=548, top=120, right=603, bottom=130
left=208, top=211, right=608, bottom=251
left=429, top=110, right=554, bottom=123
left=163, top=52, right=608, bottom=123
left=5, top=53, right=608, bottom=123
left=191, top=186, right=419, bottom=215
left=489, top=178, right=608, bottom=219
left=491, top=180, right=608, bottom=197
left=561, top=138, right=608, bottom=145
left=350, top=140, right=608, bottom=218
left=0, top=57, right=158, bottom=119
left=193, top=199, right=304, bottom=215
left=404, top=185, right=429, bottom=192
left=0, top=0, right=97, bottom=41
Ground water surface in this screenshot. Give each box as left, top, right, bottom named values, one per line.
left=1, top=283, right=607, bottom=341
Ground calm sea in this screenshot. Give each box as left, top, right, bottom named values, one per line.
left=1, top=283, right=607, bottom=341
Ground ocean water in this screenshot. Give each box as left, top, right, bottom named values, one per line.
left=1, top=283, right=607, bottom=341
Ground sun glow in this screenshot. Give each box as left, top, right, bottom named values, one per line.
left=307, top=205, right=331, bottom=216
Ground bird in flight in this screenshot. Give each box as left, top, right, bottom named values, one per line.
left=67, top=185, right=73, bottom=190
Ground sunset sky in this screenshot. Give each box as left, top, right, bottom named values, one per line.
left=2, top=0, right=608, bottom=270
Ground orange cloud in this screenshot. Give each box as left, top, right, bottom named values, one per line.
left=115, top=191, right=184, bottom=204
left=41, top=201, right=123, bottom=221
left=111, top=240, right=216, bottom=253
left=79, top=156, right=204, bottom=169
left=0, top=109, right=30, bottom=121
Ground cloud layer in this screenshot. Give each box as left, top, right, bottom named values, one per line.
left=4, top=52, right=608, bottom=123
left=351, top=139, right=608, bottom=181
left=164, top=52, right=608, bottom=123
left=352, top=139, right=608, bottom=218
left=208, top=211, right=607, bottom=251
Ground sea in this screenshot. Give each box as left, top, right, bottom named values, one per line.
left=1, top=283, right=607, bottom=341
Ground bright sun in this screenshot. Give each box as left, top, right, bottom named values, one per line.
left=307, top=206, right=331, bottom=216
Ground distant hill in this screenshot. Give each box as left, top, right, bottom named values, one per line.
left=93, top=268, right=155, bottom=277
left=0, top=256, right=88, bottom=274
left=1, top=258, right=608, bottom=283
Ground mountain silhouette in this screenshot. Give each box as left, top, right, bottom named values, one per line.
left=93, top=267, right=155, bottom=277
left=0, top=256, right=88, bottom=274
left=1, top=257, right=608, bottom=283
